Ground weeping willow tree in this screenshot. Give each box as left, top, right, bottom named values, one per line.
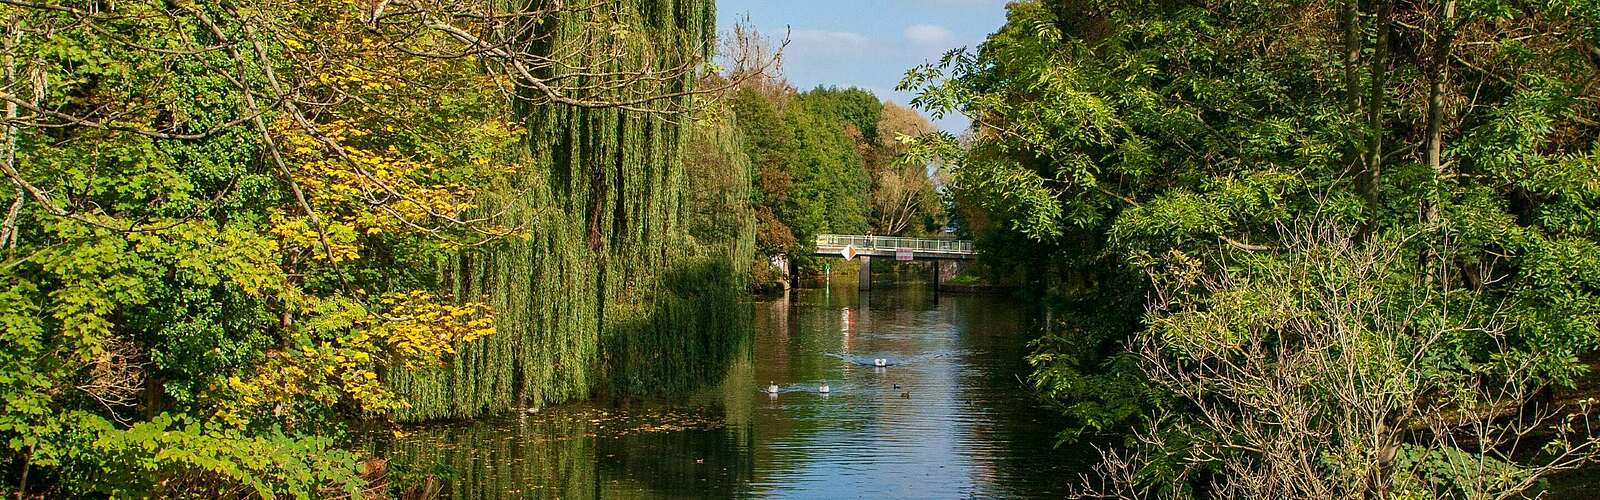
left=387, top=0, right=756, bottom=421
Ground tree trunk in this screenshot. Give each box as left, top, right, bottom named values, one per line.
left=1343, top=0, right=1362, bottom=115
left=1422, top=0, right=1458, bottom=225
left=2, top=19, right=21, bottom=255
left=1361, top=1, right=1394, bottom=237
left=1339, top=0, right=1364, bottom=186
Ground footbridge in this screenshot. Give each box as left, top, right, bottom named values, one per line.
left=811, top=234, right=976, bottom=291
left=813, top=234, right=976, bottom=261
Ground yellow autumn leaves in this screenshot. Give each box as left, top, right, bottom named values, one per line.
left=218, top=291, right=494, bottom=427
left=264, top=0, right=525, bottom=261
left=222, top=0, right=524, bottom=427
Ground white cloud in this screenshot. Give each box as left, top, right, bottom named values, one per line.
left=902, top=24, right=955, bottom=50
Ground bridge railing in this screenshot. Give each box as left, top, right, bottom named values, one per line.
left=814, top=234, right=975, bottom=254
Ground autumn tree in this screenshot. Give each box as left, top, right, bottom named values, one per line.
left=0, top=0, right=748, bottom=495
left=871, top=102, right=942, bottom=236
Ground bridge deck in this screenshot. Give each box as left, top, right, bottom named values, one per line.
left=813, top=234, right=975, bottom=260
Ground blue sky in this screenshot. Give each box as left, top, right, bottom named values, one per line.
left=715, top=1, right=1011, bottom=132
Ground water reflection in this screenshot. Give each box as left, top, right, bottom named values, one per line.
left=376, top=285, right=1093, bottom=498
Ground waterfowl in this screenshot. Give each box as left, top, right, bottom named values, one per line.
left=819, top=381, right=831, bottom=394
left=892, top=383, right=901, bottom=390
left=766, top=381, right=779, bottom=394
left=873, top=358, right=887, bottom=367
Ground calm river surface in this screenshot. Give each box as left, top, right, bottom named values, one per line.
left=375, top=284, right=1093, bottom=498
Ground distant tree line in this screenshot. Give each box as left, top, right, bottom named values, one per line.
left=706, top=24, right=947, bottom=288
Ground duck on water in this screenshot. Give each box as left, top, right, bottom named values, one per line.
left=826, top=352, right=951, bottom=368
left=764, top=381, right=833, bottom=394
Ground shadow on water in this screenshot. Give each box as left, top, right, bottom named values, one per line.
left=372, top=283, right=1098, bottom=498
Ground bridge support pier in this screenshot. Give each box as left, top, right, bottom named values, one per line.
left=857, top=255, right=871, bottom=291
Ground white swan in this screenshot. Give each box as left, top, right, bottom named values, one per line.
left=818, top=381, right=830, bottom=393
left=766, top=381, right=779, bottom=394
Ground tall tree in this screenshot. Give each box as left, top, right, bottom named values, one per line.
left=871, top=102, right=942, bottom=236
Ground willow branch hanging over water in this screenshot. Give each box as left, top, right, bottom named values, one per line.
left=387, top=0, right=758, bottom=422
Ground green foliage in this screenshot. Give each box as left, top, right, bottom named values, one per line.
left=802, top=86, right=885, bottom=147
left=731, top=86, right=871, bottom=258
left=385, top=0, right=754, bottom=421
left=727, top=80, right=945, bottom=280
left=1392, top=445, right=1528, bottom=498
left=1107, top=229, right=1598, bottom=497
left=904, top=0, right=1600, bottom=454
left=0, top=0, right=734, bottom=495
left=78, top=413, right=364, bottom=499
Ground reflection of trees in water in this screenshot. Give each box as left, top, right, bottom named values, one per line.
left=376, top=291, right=759, bottom=498
left=752, top=297, right=792, bottom=376
left=717, top=343, right=760, bottom=491
left=947, top=294, right=1090, bottom=498
left=379, top=376, right=761, bottom=498
left=604, top=260, right=756, bottom=399
left=376, top=289, right=1088, bottom=498
left=373, top=415, right=602, bottom=499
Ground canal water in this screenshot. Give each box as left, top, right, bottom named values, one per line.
left=374, top=284, right=1093, bottom=498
